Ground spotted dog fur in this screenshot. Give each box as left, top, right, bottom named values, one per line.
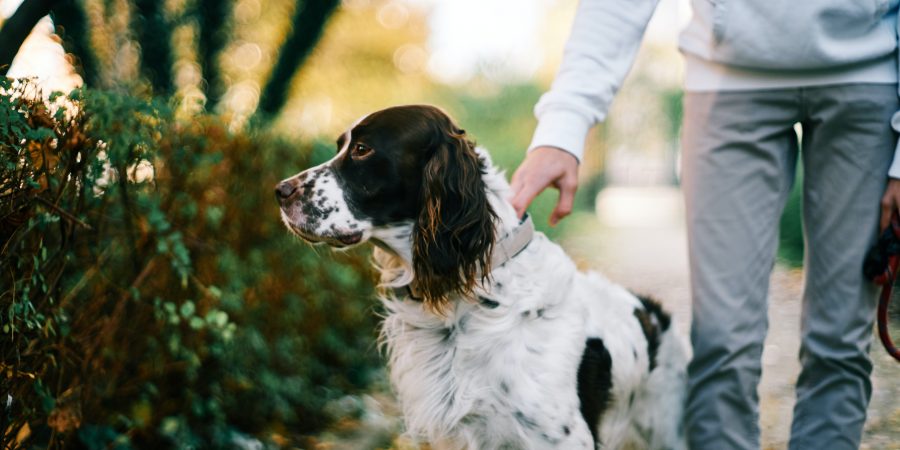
left=276, top=105, right=688, bottom=449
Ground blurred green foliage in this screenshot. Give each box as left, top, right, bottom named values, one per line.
left=779, top=167, right=805, bottom=267
left=0, top=79, right=380, bottom=448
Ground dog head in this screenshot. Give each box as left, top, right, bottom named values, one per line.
left=276, top=105, right=496, bottom=308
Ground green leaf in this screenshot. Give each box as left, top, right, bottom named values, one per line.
left=179, top=301, right=195, bottom=318
left=188, top=317, right=204, bottom=330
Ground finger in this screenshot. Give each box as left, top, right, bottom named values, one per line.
left=510, top=179, right=546, bottom=219
left=550, top=180, right=576, bottom=226
left=881, top=198, right=893, bottom=232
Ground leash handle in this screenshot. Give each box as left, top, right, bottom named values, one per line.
left=874, top=212, right=900, bottom=363
left=878, top=285, right=900, bottom=361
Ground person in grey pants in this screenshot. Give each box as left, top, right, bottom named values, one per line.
left=510, top=1, right=900, bottom=449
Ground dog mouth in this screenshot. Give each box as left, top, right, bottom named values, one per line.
left=285, top=223, right=365, bottom=248
left=332, top=231, right=363, bottom=246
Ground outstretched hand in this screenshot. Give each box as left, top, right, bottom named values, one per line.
left=880, top=178, right=900, bottom=231
left=510, top=146, right=579, bottom=226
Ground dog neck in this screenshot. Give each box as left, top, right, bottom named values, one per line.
left=371, top=152, right=526, bottom=294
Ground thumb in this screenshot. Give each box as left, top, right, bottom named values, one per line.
left=509, top=169, right=524, bottom=199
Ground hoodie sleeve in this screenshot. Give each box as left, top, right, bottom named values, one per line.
left=889, top=14, right=900, bottom=179
left=528, top=0, right=662, bottom=162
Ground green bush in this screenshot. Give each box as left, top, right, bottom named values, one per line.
left=1, top=79, right=381, bottom=448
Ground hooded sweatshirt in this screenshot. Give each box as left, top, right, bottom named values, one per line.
left=530, top=0, right=900, bottom=175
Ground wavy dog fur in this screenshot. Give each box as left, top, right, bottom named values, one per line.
left=412, top=114, right=496, bottom=311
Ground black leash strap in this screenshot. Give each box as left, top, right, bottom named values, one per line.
left=863, top=212, right=900, bottom=363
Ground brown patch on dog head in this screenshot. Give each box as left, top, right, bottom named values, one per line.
left=328, top=105, right=497, bottom=311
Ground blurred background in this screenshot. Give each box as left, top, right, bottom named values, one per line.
left=1, top=0, right=897, bottom=448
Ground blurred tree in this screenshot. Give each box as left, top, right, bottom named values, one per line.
left=50, top=0, right=98, bottom=87
left=195, top=0, right=231, bottom=111
left=1, top=0, right=341, bottom=119
left=132, top=0, right=175, bottom=96
left=255, top=0, right=340, bottom=121
left=272, top=0, right=433, bottom=136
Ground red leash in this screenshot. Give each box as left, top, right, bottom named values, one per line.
left=870, top=214, right=900, bottom=363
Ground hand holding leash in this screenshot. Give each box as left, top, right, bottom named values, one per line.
left=863, top=211, right=900, bottom=362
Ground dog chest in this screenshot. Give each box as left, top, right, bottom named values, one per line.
left=381, top=296, right=595, bottom=449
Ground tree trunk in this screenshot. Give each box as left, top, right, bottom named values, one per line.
left=132, top=0, right=173, bottom=96
left=0, top=0, right=60, bottom=76
left=254, top=0, right=339, bottom=121
left=196, top=0, right=231, bottom=111
left=51, top=0, right=99, bottom=87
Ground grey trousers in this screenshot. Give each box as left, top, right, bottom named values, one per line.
left=681, top=85, right=898, bottom=450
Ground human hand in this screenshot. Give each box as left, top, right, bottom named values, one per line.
left=880, top=178, right=900, bottom=231
left=510, top=146, right=579, bottom=226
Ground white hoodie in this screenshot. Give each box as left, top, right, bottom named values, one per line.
left=530, top=0, right=900, bottom=175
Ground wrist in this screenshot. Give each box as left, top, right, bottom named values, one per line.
left=528, top=109, right=591, bottom=162
left=528, top=145, right=581, bottom=168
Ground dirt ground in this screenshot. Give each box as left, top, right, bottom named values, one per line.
left=315, top=186, right=900, bottom=449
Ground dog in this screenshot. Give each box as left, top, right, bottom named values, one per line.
left=275, top=105, right=688, bottom=449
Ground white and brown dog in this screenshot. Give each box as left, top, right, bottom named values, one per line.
left=276, top=105, right=687, bottom=450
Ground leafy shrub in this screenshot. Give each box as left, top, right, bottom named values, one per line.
left=1, top=79, right=381, bottom=448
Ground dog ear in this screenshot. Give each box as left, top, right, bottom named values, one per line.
left=412, top=118, right=496, bottom=312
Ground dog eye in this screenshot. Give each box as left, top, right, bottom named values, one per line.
left=351, top=143, right=374, bottom=160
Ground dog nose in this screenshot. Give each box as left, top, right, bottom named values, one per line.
left=275, top=181, right=297, bottom=200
